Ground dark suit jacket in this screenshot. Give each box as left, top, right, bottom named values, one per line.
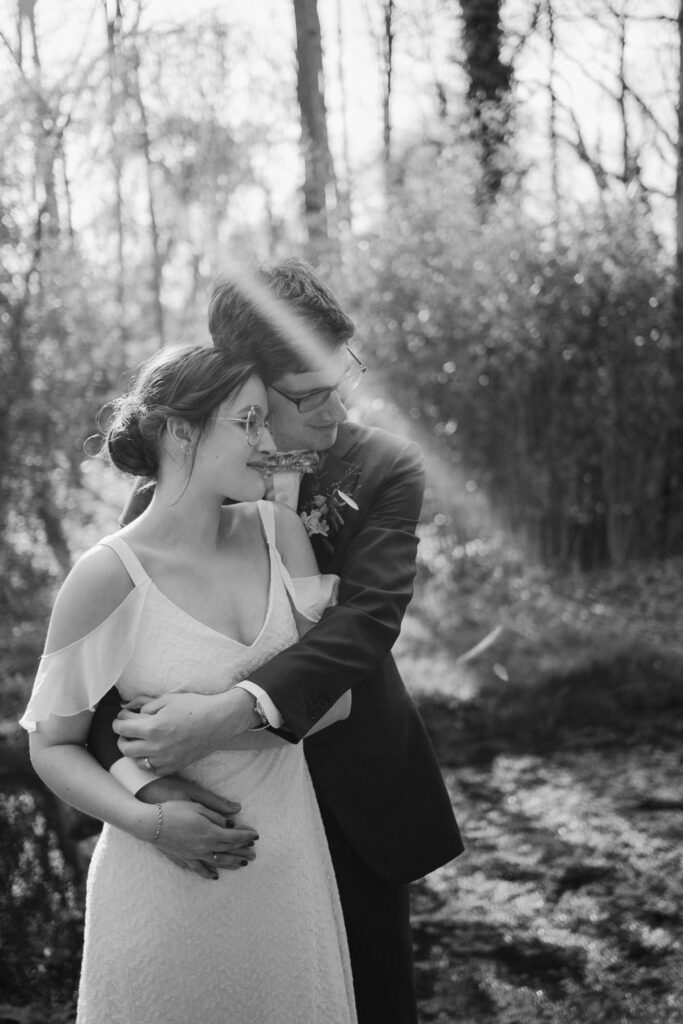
left=88, top=422, right=463, bottom=883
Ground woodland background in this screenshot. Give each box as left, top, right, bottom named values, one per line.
left=2, top=1, right=683, bottom=1022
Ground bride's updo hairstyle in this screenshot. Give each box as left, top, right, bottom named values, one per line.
left=105, top=345, right=257, bottom=477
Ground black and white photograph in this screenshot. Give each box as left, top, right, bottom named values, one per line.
left=1, top=1, right=681, bottom=1022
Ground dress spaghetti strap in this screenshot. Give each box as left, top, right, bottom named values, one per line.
left=98, top=535, right=149, bottom=588
left=256, top=500, right=277, bottom=551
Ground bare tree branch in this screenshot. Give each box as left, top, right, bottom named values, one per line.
left=555, top=47, right=677, bottom=150
left=509, top=0, right=543, bottom=61
left=565, top=108, right=609, bottom=189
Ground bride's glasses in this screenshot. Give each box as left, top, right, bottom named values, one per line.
left=215, top=406, right=269, bottom=448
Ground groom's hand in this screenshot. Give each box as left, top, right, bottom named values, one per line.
left=112, top=689, right=262, bottom=774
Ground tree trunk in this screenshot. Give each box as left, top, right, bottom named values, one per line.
left=59, top=143, right=74, bottom=243
left=459, top=0, right=512, bottom=203
left=546, top=0, right=560, bottom=227
left=381, top=0, right=395, bottom=174
left=19, top=0, right=60, bottom=236
left=676, top=0, right=683, bottom=331
left=335, top=0, right=353, bottom=234
left=104, top=0, right=130, bottom=365
left=292, top=0, right=332, bottom=260
left=35, top=471, right=71, bottom=573
left=18, top=0, right=41, bottom=70
left=663, top=0, right=683, bottom=559
left=130, top=45, right=165, bottom=347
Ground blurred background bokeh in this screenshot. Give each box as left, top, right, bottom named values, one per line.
left=2, top=1, right=683, bottom=1022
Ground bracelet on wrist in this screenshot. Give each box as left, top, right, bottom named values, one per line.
left=151, top=802, right=163, bottom=845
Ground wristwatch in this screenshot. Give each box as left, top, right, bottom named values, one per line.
left=253, top=697, right=269, bottom=729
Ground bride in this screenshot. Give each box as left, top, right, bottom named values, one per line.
left=20, top=345, right=356, bottom=1024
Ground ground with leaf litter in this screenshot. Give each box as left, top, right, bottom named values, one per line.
left=411, top=734, right=683, bottom=1024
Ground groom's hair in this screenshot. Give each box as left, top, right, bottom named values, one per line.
left=208, top=257, right=355, bottom=384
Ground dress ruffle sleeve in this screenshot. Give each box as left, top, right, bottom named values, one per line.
left=19, top=580, right=150, bottom=733
left=286, top=573, right=339, bottom=623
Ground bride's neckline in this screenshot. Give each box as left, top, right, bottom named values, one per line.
left=111, top=505, right=275, bottom=647
left=146, top=564, right=275, bottom=648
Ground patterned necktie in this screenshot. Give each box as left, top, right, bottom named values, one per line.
left=262, top=450, right=319, bottom=475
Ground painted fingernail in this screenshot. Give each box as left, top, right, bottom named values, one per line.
left=246, top=841, right=254, bottom=847
left=240, top=859, right=248, bottom=866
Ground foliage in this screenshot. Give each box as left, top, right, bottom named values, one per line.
left=0, top=211, right=124, bottom=588
left=0, top=6, right=297, bottom=593
left=0, top=788, right=83, bottom=1010
left=1, top=1, right=681, bottom=593
left=349, top=148, right=682, bottom=567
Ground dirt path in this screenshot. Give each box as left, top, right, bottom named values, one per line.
left=412, top=740, right=683, bottom=1023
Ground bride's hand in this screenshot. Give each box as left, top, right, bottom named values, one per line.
left=137, top=774, right=242, bottom=820
left=136, top=775, right=259, bottom=879
left=113, top=690, right=260, bottom=773
left=153, top=800, right=258, bottom=875
left=155, top=850, right=230, bottom=881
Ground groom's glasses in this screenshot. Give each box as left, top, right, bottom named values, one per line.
left=269, top=346, right=367, bottom=414
left=215, top=406, right=269, bottom=447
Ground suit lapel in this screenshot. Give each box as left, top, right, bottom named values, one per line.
left=315, top=429, right=361, bottom=491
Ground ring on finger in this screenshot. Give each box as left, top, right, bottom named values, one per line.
left=143, top=756, right=154, bottom=771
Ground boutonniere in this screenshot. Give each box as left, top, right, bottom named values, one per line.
left=299, top=462, right=361, bottom=545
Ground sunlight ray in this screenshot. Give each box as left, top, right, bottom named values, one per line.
left=351, top=389, right=500, bottom=543
left=215, top=259, right=338, bottom=373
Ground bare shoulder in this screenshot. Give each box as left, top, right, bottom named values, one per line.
left=272, top=500, right=306, bottom=542
left=272, top=501, right=318, bottom=577
left=44, top=542, right=135, bottom=654
left=219, top=501, right=277, bottom=558
left=219, top=501, right=317, bottom=575
left=219, top=501, right=262, bottom=547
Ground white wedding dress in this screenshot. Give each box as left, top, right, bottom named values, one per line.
left=21, top=502, right=356, bottom=1024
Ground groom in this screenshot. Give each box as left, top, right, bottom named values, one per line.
left=88, top=258, right=463, bottom=1024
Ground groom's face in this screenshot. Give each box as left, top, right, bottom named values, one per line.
left=266, top=346, right=350, bottom=452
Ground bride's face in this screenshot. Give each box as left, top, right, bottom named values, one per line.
left=194, top=375, right=275, bottom=501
